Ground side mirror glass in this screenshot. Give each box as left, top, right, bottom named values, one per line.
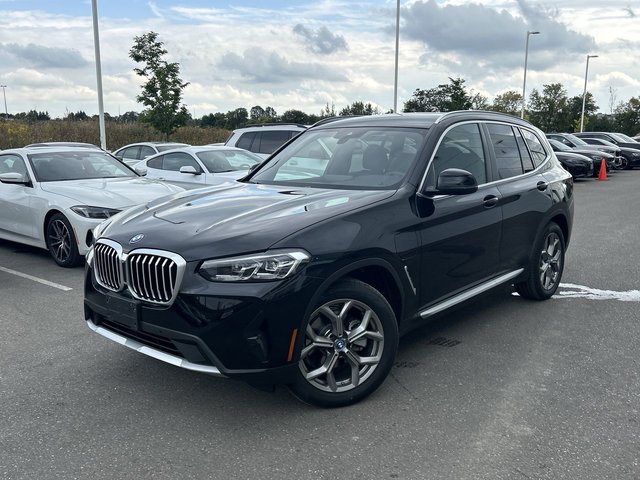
left=435, top=168, right=478, bottom=195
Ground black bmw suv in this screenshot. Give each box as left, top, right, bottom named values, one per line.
left=84, top=111, right=573, bottom=407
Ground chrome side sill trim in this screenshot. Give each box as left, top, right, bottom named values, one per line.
left=86, top=320, right=225, bottom=377
left=419, top=268, right=524, bottom=318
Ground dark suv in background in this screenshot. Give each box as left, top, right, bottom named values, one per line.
left=84, top=111, right=573, bottom=407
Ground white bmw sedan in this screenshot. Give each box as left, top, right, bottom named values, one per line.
left=133, top=146, right=261, bottom=189
left=0, top=147, right=184, bottom=267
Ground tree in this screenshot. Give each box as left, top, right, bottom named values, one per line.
left=129, top=31, right=190, bottom=139
left=281, top=109, right=310, bottom=124
left=491, top=90, right=523, bottom=116
left=339, top=101, right=380, bottom=116
left=527, top=83, right=571, bottom=132
left=567, top=93, right=598, bottom=132
left=250, top=105, right=266, bottom=120
left=403, top=77, right=473, bottom=112
left=614, top=97, right=640, bottom=135
left=225, top=108, right=248, bottom=129
left=320, top=102, right=336, bottom=118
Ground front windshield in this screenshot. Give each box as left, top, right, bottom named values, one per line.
left=609, top=132, right=633, bottom=143
left=196, top=149, right=260, bottom=173
left=29, top=150, right=137, bottom=182
left=249, top=127, right=427, bottom=189
left=564, top=134, right=588, bottom=146
left=549, top=139, right=571, bottom=152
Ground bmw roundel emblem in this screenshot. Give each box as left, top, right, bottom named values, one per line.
left=129, top=234, right=145, bottom=244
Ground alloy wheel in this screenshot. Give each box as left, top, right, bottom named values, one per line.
left=539, top=232, right=562, bottom=291
left=299, top=299, right=385, bottom=393
left=48, top=219, right=72, bottom=264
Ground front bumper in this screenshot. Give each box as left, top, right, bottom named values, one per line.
left=84, top=262, right=319, bottom=385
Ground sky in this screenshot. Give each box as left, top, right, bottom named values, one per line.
left=0, top=0, right=638, bottom=119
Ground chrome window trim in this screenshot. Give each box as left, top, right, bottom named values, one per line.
left=418, top=120, right=551, bottom=194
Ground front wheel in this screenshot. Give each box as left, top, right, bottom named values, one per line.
left=289, top=279, right=398, bottom=408
left=46, top=213, right=81, bottom=267
left=514, top=222, right=565, bottom=300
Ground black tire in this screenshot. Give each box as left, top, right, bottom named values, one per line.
left=45, top=213, right=82, bottom=267
left=514, top=222, right=565, bottom=300
left=288, top=279, right=399, bottom=408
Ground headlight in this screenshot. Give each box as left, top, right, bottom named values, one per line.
left=71, top=205, right=121, bottom=219
left=631, top=152, right=640, bottom=157
left=199, top=250, right=310, bottom=282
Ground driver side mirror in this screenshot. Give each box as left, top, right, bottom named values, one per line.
left=435, top=168, right=478, bottom=195
left=0, top=172, right=30, bottom=185
left=180, top=165, right=201, bottom=175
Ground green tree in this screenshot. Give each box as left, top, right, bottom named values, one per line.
left=339, top=101, right=380, bottom=116
left=614, top=97, right=640, bottom=135
left=129, top=31, right=190, bottom=139
left=225, top=108, right=248, bottom=129
left=567, top=93, right=598, bottom=132
left=320, top=102, right=336, bottom=118
left=403, top=77, right=473, bottom=112
left=250, top=105, right=266, bottom=120
left=491, top=90, right=523, bottom=116
left=281, top=109, right=310, bottom=124
left=527, top=83, right=571, bottom=132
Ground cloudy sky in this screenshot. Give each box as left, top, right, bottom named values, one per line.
left=0, top=0, right=638, bottom=119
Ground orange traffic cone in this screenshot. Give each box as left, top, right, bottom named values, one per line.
left=597, top=158, right=608, bottom=181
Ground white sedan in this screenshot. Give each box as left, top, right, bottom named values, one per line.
left=133, top=146, right=261, bottom=189
left=0, top=147, right=184, bottom=267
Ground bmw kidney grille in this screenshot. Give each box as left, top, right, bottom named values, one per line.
left=93, top=239, right=186, bottom=305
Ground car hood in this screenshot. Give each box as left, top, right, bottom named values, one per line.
left=102, top=182, right=395, bottom=261
left=573, top=145, right=618, bottom=155
left=556, top=152, right=591, bottom=163
left=40, top=177, right=184, bottom=208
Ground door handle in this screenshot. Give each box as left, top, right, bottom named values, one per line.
left=537, top=181, right=548, bottom=191
left=483, top=195, right=499, bottom=208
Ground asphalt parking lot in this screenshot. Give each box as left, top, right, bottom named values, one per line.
left=1, top=171, right=639, bottom=480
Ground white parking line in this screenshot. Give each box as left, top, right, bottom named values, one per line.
left=0, top=266, right=73, bottom=292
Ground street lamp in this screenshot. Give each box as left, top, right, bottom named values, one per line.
left=521, top=30, right=540, bottom=119
left=0, top=85, right=7, bottom=118
left=580, top=54, right=598, bottom=132
left=393, top=0, right=400, bottom=113
left=91, top=0, right=106, bottom=149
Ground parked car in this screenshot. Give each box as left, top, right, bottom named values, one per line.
left=113, top=142, right=190, bottom=166
left=84, top=111, right=573, bottom=407
left=133, top=146, right=261, bottom=189
left=224, top=124, right=307, bottom=159
left=577, top=137, right=640, bottom=169
left=0, top=147, right=183, bottom=267
left=548, top=138, right=616, bottom=177
left=574, top=132, right=640, bottom=153
left=547, top=147, right=594, bottom=179
left=632, top=134, right=640, bottom=142
left=546, top=132, right=619, bottom=155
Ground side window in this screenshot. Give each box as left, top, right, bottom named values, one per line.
left=486, top=124, right=523, bottom=179
left=0, top=154, right=28, bottom=176
left=521, top=129, right=547, bottom=167
left=427, top=123, right=487, bottom=187
left=140, top=146, right=156, bottom=159
left=147, top=155, right=163, bottom=169
left=162, top=152, right=199, bottom=172
left=514, top=128, right=535, bottom=173
left=236, top=133, right=256, bottom=151
left=121, top=146, right=140, bottom=160
left=258, top=131, right=291, bottom=154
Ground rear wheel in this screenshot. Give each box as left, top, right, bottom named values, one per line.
left=46, top=213, right=81, bottom=267
left=514, top=222, right=565, bottom=300
left=289, top=279, right=398, bottom=407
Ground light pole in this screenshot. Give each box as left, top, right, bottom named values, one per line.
left=0, top=85, right=7, bottom=118
left=393, top=0, right=400, bottom=113
left=580, top=54, right=598, bottom=132
left=91, top=0, right=106, bottom=149
left=521, top=30, right=540, bottom=119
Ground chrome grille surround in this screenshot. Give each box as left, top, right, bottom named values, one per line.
left=93, top=239, right=124, bottom=292
left=92, top=240, right=186, bottom=306
left=125, top=249, right=186, bottom=305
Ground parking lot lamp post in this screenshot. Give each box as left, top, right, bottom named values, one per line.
left=0, top=85, right=7, bottom=118
left=521, top=30, right=540, bottom=119
left=580, top=54, right=598, bottom=132
left=393, top=0, right=400, bottom=113
left=91, top=0, right=107, bottom=149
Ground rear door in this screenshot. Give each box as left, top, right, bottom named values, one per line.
left=0, top=154, right=36, bottom=239
left=484, top=123, right=553, bottom=271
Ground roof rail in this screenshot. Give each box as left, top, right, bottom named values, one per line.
left=243, top=123, right=307, bottom=128
left=433, top=109, right=523, bottom=124
left=310, top=116, right=347, bottom=127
